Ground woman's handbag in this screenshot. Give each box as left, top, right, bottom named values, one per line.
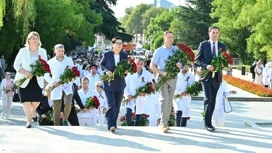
left=13, top=89, right=20, bottom=102
left=224, top=96, right=232, bottom=113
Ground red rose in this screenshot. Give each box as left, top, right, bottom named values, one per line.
left=93, top=96, right=100, bottom=109
left=120, top=116, right=126, bottom=122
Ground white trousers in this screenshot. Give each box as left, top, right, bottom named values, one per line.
left=78, top=118, right=96, bottom=126
left=98, top=113, right=106, bottom=126
left=2, top=93, right=13, bottom=117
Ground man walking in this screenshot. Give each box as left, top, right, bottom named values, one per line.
left=195, top=26, right=226, bottom=132
left=150, top=31, right=182, bottom=133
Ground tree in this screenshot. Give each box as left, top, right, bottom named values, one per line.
left=237, top=0, right=272, bottom=61
left=142, top=7, right=166, bottom=32
left=90, top=0, right=133, bottom=42
left=211, top=0, right=254, bottom=64
left=169, top=1, right=215, bottom=49
left=0, top=0, right=5, bottom=27
left=144, top=10, right=175, bottom=50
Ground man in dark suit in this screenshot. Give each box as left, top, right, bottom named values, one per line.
left=100, top=36, right=128, bottom=132
left=196, top=26, right=226, bottom=132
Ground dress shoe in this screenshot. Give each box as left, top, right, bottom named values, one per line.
left=62, top=120, right=69, bottom=126
left=205, top=125, right=215, bottom=132
left=32, top=117, right=38, bottom=122
left=110, top=126, right=116, bottom=133
left=162, top=126, right=168, bottom=133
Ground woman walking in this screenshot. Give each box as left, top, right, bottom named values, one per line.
left=1, top=72, right=14, bottom=119
left=13, top=31, right=48, bottom=128
left=100, top=36, right=128, bottom=132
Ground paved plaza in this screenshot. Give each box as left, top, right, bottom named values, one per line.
left=1, top=70, right=272, bottom=152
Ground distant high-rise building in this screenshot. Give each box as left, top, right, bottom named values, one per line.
left=154, top=0, right=176, bottom=9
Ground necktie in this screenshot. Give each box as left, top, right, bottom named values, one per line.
left=212, top=42, right=216, bottom=57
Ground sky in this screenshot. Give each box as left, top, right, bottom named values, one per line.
left=111, top=0, right=186, bottom=18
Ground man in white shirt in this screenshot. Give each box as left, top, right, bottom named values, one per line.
left=44, top=44, right=74, bottom=126
left=85, top=64, right=100, bottom=90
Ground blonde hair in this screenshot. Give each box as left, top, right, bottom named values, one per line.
left=24, top=31, right=42, bottom=47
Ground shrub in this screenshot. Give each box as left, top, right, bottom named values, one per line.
left=223, top=75, right=272, bottom=97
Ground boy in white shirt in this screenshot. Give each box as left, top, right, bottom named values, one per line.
left=173, top=65, right=195, bottom=127
left=77, top=77, right=98, bottom=126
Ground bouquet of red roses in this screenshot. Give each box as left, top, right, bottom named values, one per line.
left=154, top=43, right=195, bottom=91
left=122, top=82, right=155, bottom=104
left=100, top=57, right=137, bottom=82
left=45, top=66, right=80, bottom=96
left=17, top=55, right=51, bottom=87
left=199, top=49, right=233, bottom=79
left=85, top=96, right=100, bottom=109
left=59, top=66, right=80, bottom=84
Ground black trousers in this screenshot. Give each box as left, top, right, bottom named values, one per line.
left=104, top=91, right=124, bottom=130
left=175, top=111, right=188, bottom=127
left=125, top=108, right=133, bottom=126
left=135, top=114, right=143, bottom=126
left=202, top=78, right=220, bottom=126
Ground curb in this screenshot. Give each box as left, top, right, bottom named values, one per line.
left=192, top=96, right=272, bottom=102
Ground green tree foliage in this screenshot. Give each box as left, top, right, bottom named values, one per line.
left=123, top=4, right=151, bottom=34
left=211, top=0, right=254, bottom=64
left=152, top=31, right=164, bottom=50
left=237, top=0, right=272, bottom=60
left=0, top=0, right=5, bottom=27
left=170, top=1, right=215, bottom=49
left=12, top=0, right=37, bottom=37
left=90, top=0, right=133, bottom=42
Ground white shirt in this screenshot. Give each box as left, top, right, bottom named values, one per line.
left=85, top=73, right=100, bottom=90
left=209, top=40, right=218, bottom=57
left=78, top=88, right=97, bottom=106
left=114, top=54, right=120, bottom=66
left=44, top=55, right=74, bottom=100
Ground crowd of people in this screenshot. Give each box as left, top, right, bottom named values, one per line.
left=250, top=60, right=272, bottom=88
left=1, top=26, right=240, bottom=133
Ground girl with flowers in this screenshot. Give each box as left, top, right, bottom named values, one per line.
left=213, top=80, right=236, bottom=127
left=13, top=31, right=48, bottom=128
left=100, top=36, right=131, bottom=132
left=77, top=77, right=99, bottom=126
left=44, top=44, right=75, bottom=126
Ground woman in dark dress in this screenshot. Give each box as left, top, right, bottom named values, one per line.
left=13, top=31, right=48, bottom=128
left=100, top=37, right=128, bottom=132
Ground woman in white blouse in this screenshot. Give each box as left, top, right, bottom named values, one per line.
left=254, top=61, right=263, bottom=85
left=1, top=72, right=14, bottom=119
left=13, top=31, right=48, bottom=128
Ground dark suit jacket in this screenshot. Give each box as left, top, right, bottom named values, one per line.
left=196, top=40, right=226, bottom=82
left=100, top=51, right=128, bottom=92
left=61, top=83, right=85, bottom=114
left=37, top=96, right=52, bottom=117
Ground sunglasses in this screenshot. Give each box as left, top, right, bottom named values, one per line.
left=6, top=74, right=10, bottom=75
